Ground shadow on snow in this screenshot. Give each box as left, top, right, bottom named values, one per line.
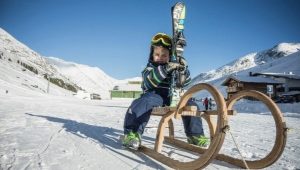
left=25, top=113, right=167, bottom=170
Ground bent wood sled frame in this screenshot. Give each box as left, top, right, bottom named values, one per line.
left=139, top=83, right=287, bottom=169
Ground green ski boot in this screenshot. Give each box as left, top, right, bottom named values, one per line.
left=187, top=135, right=209, bottom=147
left=122, top=131, right=141, bottom=150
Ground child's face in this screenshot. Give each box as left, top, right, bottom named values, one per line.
left=152, top=46, right=170, bottom=64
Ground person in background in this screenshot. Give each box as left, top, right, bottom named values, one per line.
left=203, top=97, right=209, bottom=110
left=209, top=98, right=213, bottom=110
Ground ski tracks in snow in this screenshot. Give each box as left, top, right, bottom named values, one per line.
left=24, top=127, right=64, bottom=169
left=1, top=95, right=300, bottom=169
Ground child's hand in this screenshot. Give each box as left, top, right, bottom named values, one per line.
left=179, top=57, right=188, bottom=68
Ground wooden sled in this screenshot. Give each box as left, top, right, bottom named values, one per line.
left=138, top=83, right=287, bottom=169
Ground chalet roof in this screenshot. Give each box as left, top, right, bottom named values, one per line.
left=252, top=72, right=300, bottom=80
left=222, top=75, right=283, bottom=86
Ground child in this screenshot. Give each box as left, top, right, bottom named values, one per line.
left=122, top=33, right=208, bottom=149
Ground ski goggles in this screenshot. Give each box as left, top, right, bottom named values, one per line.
left=151, top=33, right=172, bottom=47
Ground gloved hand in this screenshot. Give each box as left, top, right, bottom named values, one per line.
left=179, top=57, right=188, bottom=72
left=179, top=57, right=188, bottom=68
left=165, top=62, right=184, bottom=74
left=176, top=71, right=187, bottom=88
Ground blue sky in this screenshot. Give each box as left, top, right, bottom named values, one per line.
left=1, top=0, right=300, bottom=79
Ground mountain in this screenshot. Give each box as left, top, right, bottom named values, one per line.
left=45, top=57, right=117, bottom=99
left=0, top=28, right=119, bottom=99
left=191, top=43, right=300, bottom=85
left=2, top=27, right=299, bottom=100
left=189, top=43, right=300, bottom=101
left=0, top=28, right=77, bottom=97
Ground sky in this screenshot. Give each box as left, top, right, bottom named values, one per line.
left=1, top=0, right=300, bottom=80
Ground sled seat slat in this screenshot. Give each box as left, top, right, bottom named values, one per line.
left=198, top=110, right=237, bottom=116
left=151, top=106, right=236, bottom=116
left=151, top=106, right=197, bottom=116
left=180, top=110, right=236, bottom=117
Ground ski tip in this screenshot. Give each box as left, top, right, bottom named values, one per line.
left=175, top=2, right=185, bottom=6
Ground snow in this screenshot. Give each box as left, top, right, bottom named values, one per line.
left=222, top=75, right=282, bottom=85
left=46, top=57, right=117, bottom=99
left=0, top=28, right=41, bottom=62
left=0, top=56, right=75, bottom=97
left=272, top=43, right=300, bottom=55
left=1, top=91, right=300, bottom=170
left=192, top=43, right=300, bottom=83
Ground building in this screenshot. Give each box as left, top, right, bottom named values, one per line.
left=90, top=93, right=101, bottom=100
left=110, top=79, right=143, bottom=99
left=251, top=72, right=300, bottom=93
left=222, top=75, right=283, bottom=99
left=251, top=72, right=300, bottom=102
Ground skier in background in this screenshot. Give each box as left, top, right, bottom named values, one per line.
left=122, top=33, right=209, bottom=149
left=203, top=97, right=209, bottom=110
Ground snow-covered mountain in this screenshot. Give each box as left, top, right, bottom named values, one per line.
left=0, top=28, right=120, bottom=99
left=45, top=57, right=117, bottom=98
left=0, top=28, right=77, bottom=97
left=1, top=26, right=299, bottom=100
left=192, top=43, right=300, bottom=84
left=189, top=43, right=300, bottom=102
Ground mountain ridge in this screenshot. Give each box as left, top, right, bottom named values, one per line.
left=1, top=27, right=299, bottom=99
left=191, top=42, right=300, bottom=85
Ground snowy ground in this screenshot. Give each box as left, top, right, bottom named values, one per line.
left=1, top=91, right=300, bottom=170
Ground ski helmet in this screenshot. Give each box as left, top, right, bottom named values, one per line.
left=151, top=33, right=172, bottom=50
left=149, top=33, right=172, bottom=62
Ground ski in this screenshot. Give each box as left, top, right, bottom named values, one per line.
left=170, top=2, right=186, bottom=107
left=171, top=2, right=186, bottom=58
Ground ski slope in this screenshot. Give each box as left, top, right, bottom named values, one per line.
left=1, top=91, right=299, bottom=170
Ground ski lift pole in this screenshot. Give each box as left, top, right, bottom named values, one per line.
left=47, top=74, right=50, bottom=93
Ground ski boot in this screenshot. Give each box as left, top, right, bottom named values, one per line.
left=187, top=135, right=209, bottom=147
left=122, top=131, right=141, bottom=150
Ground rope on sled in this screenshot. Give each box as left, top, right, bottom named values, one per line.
left=228, top=131, right=250, bottom=169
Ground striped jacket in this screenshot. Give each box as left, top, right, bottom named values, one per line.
left=141, top=62, right=192, bottom=100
